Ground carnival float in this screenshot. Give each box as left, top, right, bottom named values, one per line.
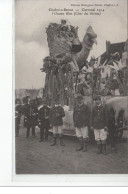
left=41, top=20, right=128, bottom=136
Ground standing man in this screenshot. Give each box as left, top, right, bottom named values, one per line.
left=91, top=96, right=108, bottom=155
left=73, top=94, right=90, bottom=152
left=38, top=98, right=50, bottom=142
left=23, top=98, right=38, bottom=138
left=15, top=98, right=22, bottom=137
left=107, top=108, right=117, bottom=152
left=50, top=99, right=65, bottom=146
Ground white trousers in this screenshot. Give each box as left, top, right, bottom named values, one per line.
left=75, top=126, right=88, bottom=138
left=53, top=126, right=63, bottom=134
left=94, top=128, right=107, bottom=141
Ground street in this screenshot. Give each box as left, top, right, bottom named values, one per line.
left=16, top=127, right=128, bottom=174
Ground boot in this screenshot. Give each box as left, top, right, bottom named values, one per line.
left=16, top=126, right=19, bottom=137
left=59, top=135, right=65, bottom=146
left=39, top=127, right=44, bottom=142
left=83, top=139, right=88, bottom=152
left=97, top=144, right=102, bottom=154
left=45, top=129, right=49, bottom=141
left=39, top=139, right=43, bottom=142
left=76, top=138, right=83, bottom=151
left=102, top=144, right=107, bottom=155
left=111, top=139, right=117, bottom=153
left=32, top=126, right=35, bottom=137
left=111, top=146, right=117, bottom=153
left=26, top=126, right=30, bottom=138
left=51, top=135, right=56, bottom=146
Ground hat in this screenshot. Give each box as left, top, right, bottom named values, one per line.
left=94, top=95, right=101, bottom=101
left=61, top=19, right=67, bottom=24
left=42, top=97, right=48, bottom=103
left=76, top=94, right=83, bottom=101
left=15, top=98, right=20, bottom=104
left=30, top=100, right=34, bottom=104
left=54, top=98, right=59, bottom=103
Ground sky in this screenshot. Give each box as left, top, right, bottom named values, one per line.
left=15, top=0, right=127, bottom=89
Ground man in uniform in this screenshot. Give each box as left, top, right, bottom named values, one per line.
left=107, top=108, right=117, bottom=152
left=50, top=99, right=65, bottom=146
left=38, top=98, right=50, bottom=142
left=15, top=98, right=22, bottom=137
left=24, top=98, right=38, bottom=138
left=73, top=94, right=90, bottom=152
left=91, top=96, right=108, bottom=154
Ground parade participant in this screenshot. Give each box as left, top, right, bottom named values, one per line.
left=73, top=94, right=90, bottom=152
left=91, top=96, right=108, bottom=155
left=15, top=98, right=22, bottom=137
left=38, top=98, right=50, bottom=142
left=61, top=19, right=69, bottom=31
left=24, top=98, right=38, bottom=138
left=116, top=109, right=125, bottom=139
left=107, top=108, right=117, bottom=153
left=50, top=99, right=65, bottom=146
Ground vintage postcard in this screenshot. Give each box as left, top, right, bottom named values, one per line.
left=14, top=0, right=128, bottom=183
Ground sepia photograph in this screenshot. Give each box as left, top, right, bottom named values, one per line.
left=15, top=0, right=128, bottom=176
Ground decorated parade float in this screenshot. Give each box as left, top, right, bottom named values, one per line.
left=41, top=20, right=128, bottom=136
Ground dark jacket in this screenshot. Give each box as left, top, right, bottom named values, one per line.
left=38, top=105, right=50, bottom=129
left=92, top=104, right=107, bottom=129
left=15, top=104, right=22, bottom=119
left=23, top=104, right=38, bottom=126
left=49, top=105, right=65, bottom=126
left=73, top=103, right=90, bottom=128
left=15, top=104, right=22, bottom=126
left=107, top=110, right=116, bottom=132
